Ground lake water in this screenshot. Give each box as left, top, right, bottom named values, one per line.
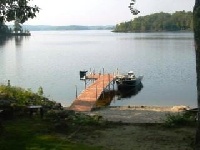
left=0, top=30, right=197, bottom=107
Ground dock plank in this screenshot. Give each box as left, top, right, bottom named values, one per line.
left=69, top=74, right=115, bottom=112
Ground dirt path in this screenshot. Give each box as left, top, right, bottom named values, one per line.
left=69, top=106, right=196, bottom=150
left=74, top=124, right=195, bottom=150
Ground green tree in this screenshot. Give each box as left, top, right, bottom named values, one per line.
left=0, top=0, right=39, bottom=23
left=13, top=18, right=22, bottom=33
left=113, top=11, right=193, bottom=32
left=0, top=21, right=10, bottom=34
left=0, top=0, right=39, bottom=34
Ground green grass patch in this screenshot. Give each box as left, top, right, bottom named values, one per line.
left=0, top=118, right=102, bottom=150
left=163, top=112, right=196, bottom=127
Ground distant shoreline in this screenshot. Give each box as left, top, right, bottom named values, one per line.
left=13, top=25, right=115, bottom=31
left=112, top=30, right=193, bottom=33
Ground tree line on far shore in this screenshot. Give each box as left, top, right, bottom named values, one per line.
left=113, top=11, right=193, bottom=32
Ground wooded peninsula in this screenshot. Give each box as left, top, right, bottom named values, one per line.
left=113, top=11, right=193, bottom=32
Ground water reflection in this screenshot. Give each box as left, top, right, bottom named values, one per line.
left=96, top=91, right=116, bottom=107
left=0, top=36, right=28, bottom=47
left=116, top=83, right=143, bottom=99
left=15, top=36, right=28, bottom=47
left=0, top=36, right=10, bottom=47
left=96, top=83, right=143, bottom=107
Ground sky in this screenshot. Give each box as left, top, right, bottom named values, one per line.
left=24, top=0, right=195, bottom=26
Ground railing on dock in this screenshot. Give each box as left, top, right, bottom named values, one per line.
left=69, top=73, right=116, bottom=112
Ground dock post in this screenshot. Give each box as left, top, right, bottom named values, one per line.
left=103, top=77, right=104, bottom=90
left=96, top=84, right=97, bottom=100
left=93, top=69, right=95, bottom=75
left=108, top=74, right=111, bottom=91
left=7, top=80, right=10, bottom=87
left=113, top=72, right=115, bottom=91
left=93, top=69, right=95, bottom=83
left=75, top=85, right=78, bottom=98
left=84, top=79, right=87, bottom=89
left=102, top=68, right=105, bottom=98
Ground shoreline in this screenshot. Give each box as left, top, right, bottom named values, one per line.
left=82, top=105, right=191, bottom=123
left=93, top=105, right=190, bottom=111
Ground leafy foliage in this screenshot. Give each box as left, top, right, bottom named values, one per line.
left=0, top=0, right=39, bottom=24
left=0, top=85, right=55, bottom=107
left=114, top=11, right=193, bottom=32
left=0, top=0, right=39, bottom=34
left=164, top=112, right=196, bottom=127
left=0, top=24, right=10, bottom=34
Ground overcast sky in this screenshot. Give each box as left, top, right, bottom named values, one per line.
left=25, top=0, right=195, bottom=26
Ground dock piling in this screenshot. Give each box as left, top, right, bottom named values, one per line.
left=69, top=73, right=116, bottom=112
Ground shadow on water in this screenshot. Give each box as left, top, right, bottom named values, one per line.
left=0, top=36, right=10, bottom=46
left=96, top=83, right=143, bottom=107
left=14, top=36, right=28, bottom=47
left=0, top=36, right=28, bottom=47
left=116, top=83, right=143, bottom=99
left=96, top=90, right=116, bottom=107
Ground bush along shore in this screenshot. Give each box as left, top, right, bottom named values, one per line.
left=0, top=83, right=58, bottom=119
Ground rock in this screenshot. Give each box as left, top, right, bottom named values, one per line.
left=171, top=105, right=190, bottom=112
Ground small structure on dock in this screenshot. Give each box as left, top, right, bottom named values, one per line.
left=80, top=71, right=88, bottom=80
left=69, top=71, right=116, bottom=112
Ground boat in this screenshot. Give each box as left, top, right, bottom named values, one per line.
left=116, top=71, right=143, bottom=90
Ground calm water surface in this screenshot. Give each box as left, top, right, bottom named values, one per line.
left=0, top=31, right=197, bottom=107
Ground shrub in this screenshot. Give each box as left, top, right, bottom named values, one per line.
left=0, top=85, right=56, bottom=107
left=164, top=112, right=196, bottom=127
left=0, top=85, right=57, bottom=118
left=45, top=110, right=104, bottom=133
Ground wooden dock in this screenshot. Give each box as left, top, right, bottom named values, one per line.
left=69, top=74, right=115, bottom=112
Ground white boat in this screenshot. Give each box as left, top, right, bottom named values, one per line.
left=116, top=71, right=143, bottom=90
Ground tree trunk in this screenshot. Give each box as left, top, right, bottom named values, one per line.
left=194, top=1, right=200, bottom=149
left=196, top=0, right=200, bottom=5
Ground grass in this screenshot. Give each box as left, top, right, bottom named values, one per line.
left=0, top=118, right=102, bottom=150
left=163, top=112, right=196, bottom=127
left=0, top=113, right=196, bottom=150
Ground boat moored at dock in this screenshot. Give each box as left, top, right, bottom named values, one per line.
left=116, top=71, right=143, bottom=90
